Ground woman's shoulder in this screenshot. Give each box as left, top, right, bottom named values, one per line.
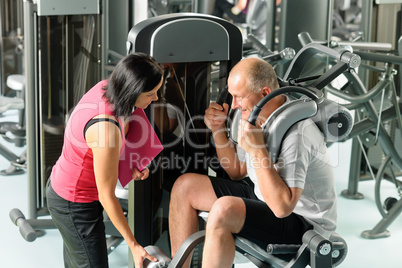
left=86, top=80, right=108, bottom=97
left=75, top=80, right=110, bottom=107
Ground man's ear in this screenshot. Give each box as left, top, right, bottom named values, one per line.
left=261, top=86, right=271, bottom=97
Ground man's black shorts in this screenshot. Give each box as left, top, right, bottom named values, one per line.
left=209, top=176, right=313, bottom=249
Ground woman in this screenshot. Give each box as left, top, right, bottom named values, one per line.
left=212, top=0, right=250, bottom=24
left=46, top=52, right=163, bottom=268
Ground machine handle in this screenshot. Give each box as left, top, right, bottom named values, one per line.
left=246, top=34, right=273, bottom=57
left=246, top=34, right=295, bottom=65
left=215, top=85, right=229, bottom=106
left=353, top=50, right=402, bottom=65
left=9, top=208, right=37, bottom=242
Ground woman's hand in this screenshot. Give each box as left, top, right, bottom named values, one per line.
left=132, top=167, right=150, bottom=181
left=131, top=244, right=158, bottom=268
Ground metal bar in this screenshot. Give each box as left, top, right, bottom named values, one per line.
left=325, top=78, right=388, bottom=104
left=398, top=36, right=402, bottom=96
left=168, top=230, right=206, bottom=268
left=346, top=102, right=402, bottom=139
left=361, top=197, right=402, bottom=239
left=337, top=41, right=392, bottom=51
left=23, top=0, right=39, bottom=219
left=106, top=236, right=124, bottom=254
left=312, top=61, right=348, bottom=90
left=264, top=0, right=276, bottom=51
left=341, top=138, right=364, bottom=199
left=354, top=51, right=402, bottom=65
left=351, top=74, right=402, bottom=171
left=358, top=0, right=373, bottom=87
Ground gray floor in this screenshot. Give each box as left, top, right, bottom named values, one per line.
left=1, top=108, right=402, bottom=268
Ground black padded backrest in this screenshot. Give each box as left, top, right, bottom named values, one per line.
left=127, top=13, right=242, bottom=65
left=263, top=97, right=318, bottom=164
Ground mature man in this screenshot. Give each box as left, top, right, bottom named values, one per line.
left=168, top=57, right=337, bottom=268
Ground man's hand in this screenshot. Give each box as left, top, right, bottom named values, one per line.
left=204, top=102, right=229, bottom=133
left=237, top=119, right=268, bottom=157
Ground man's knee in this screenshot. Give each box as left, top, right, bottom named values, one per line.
left=171, top=173, right=195, bottom=196
left=208, top=197, right=237, bottom=225
left=170, top=173, right=218, bottom=214
left=171, top=173, right=208, bottom=202
left=206, top=196, right=246, bottom=235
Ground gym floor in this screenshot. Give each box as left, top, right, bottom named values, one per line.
left=1, top=108, right=401, bottom=268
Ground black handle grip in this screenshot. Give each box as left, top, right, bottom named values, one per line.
left=215, top=85, right=229, bottom=106
left=246, top=34, right=273, bottom=57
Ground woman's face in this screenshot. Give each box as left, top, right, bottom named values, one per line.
left=134, top=77, right=163, bottom=109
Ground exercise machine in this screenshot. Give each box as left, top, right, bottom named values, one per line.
left=125, top=13, right=243, bottom=267
left=141, top=35, right=359, bottom=268
left=144, top=222, right=347, bottom=268
left=294, top=30, right=402, bottom=238
left=0, top=74, right=26, bottom=175
left=9, top=0, right=127, bottom=253
left=0, top=0, right=26, bottom=175
left=320, top=38, right=402, bottom=238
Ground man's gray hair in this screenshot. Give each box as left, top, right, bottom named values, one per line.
left=246, top=60, right=279, bottom=93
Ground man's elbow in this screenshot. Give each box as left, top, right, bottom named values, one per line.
left=273, top=208, right=292, bottom=219
left=229, top=174, right=246, bottom=181
left=269, top=203, right=295, bottom=219
left=227, top=169, right=247, bottom=181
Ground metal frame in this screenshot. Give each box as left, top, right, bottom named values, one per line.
left=276, top=0, right=333, bottom=77
left=144, top=229, right=347, bottom=268
left=126, top=13, right=243, bottom=267
left=324, top=50, right=402, bottom=239
left=10, top=0, right=126, bottom=250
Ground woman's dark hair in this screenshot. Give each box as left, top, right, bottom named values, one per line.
left=103, top=52, right=162, bottom=118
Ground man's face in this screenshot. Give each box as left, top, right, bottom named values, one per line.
left=228, top=74, right=262, bottom=120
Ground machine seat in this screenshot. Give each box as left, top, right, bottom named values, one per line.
left=2, top=74, right=26, bottom=113
left=0, top=96, right=24, bottom=114
left=6, top=74, right=25, bottom=91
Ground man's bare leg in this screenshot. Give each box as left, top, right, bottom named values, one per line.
left=169, top=173, right=218, bottom=267
left=202, top=196, right=246, bottom=268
